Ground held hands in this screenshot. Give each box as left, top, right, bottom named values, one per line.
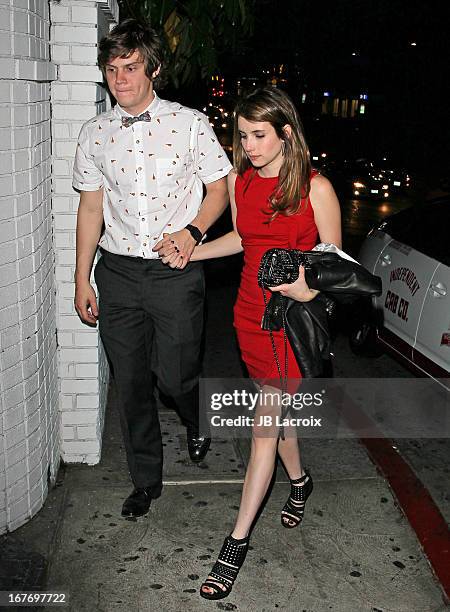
left=152, top=230, right=196, bottom=269
left=270, top=265, right=319, bottom=302
left=75, top=280, right=99, bottom=326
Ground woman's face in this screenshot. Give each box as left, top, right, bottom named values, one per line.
left=237, top=117, right=285, bottom=176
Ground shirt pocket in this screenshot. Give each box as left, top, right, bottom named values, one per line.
left=155, top=156, right=189, bottom=202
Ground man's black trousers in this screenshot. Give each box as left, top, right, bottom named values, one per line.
left=94, top=249, right=205, bottom=496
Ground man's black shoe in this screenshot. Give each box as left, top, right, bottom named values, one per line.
left=187, top=432, right=211, bottom=463
left=121, top=487, right=152, bottom=518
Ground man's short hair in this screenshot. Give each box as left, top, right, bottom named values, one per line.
left=98, top=18, right=166, bottom=88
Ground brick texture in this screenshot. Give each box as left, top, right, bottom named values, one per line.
left=0, top=0, right=58, bottom=536
left=50, top=0, right=117, bottom=466
left=0, top=0, right=118, bottom=536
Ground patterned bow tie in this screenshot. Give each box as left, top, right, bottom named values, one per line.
left=121, top=111, right=152, bottom=128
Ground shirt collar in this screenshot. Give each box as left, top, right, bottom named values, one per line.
left=113, top=92, right=161, bottom=121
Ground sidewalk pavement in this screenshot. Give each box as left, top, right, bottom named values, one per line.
left=0, top=283, right=447, bottom=612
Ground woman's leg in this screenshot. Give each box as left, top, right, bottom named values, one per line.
left=231, top=432, right=279, bottom=539
left=200, top=387, right=280, bottom=597
left=231, top=385, right=282, bottom=538
left=277, top=426, right=304, bottom=480
left=277, top=426, right=313, bottom=528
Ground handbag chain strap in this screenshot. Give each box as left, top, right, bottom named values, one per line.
left=261, top=259, right=290, bottom=439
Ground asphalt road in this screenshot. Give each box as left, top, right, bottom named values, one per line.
left=339, top=192, right=413, bottom=257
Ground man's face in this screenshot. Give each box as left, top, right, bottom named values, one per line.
left=105, top=50, right=156, bottom=115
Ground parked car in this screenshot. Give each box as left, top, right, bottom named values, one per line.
left=349, top=197, right=450, bottom=388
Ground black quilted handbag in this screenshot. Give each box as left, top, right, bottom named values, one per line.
left=257, top=248, right=382, bottom=299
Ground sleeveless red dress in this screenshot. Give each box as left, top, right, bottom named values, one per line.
left=234, top=168, right=319, bottom=380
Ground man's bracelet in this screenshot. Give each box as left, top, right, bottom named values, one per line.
left=185, top=224, right=203, bottom=245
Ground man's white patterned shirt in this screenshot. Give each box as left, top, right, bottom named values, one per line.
left=73, top=93, right=232, bottom=258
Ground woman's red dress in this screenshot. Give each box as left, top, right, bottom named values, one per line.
left=233, top=168, right=319, bottom=380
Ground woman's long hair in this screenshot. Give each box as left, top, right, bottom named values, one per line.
left=233, top=87, right=311, bottom=217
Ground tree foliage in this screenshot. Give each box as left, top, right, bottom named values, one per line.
left=118, top=0, right=254, bottom=88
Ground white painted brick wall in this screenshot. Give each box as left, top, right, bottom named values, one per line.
left=50, top=0, right=117, bottom=465
left=0, top=0, right=59, bottom=536
left=0, top=0, right=118, bottom=536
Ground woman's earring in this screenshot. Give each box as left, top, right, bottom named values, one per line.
left=281, top=140, right=286, bottom=155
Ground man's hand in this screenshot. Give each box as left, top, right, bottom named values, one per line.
left=152, top=229, right=196, bottom=269
left=75, top=280, right=99, bottom=326
left=270, top=266, right=319, bottom=302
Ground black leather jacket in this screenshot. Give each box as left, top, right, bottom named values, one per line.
left=262, top=292, right=335, bottom=378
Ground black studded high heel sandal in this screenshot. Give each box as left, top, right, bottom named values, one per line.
left=199, top=534, right=249, bottom=600
left=281, top=470, right=313, bottom=528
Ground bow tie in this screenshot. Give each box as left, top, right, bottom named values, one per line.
left=121, top=111, right=152, bottom=128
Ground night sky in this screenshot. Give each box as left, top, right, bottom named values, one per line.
left=219, top=0, right=450, bottom=180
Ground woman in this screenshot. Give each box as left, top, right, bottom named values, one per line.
left=193, top=87, right=341, bottom=599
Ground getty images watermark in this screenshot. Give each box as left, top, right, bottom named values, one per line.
left=199, top=378, right=450, bottom=439
left=208, top=388, right=324, bottom=429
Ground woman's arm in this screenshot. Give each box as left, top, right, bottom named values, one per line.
left=309, top=173, right=342, bottom=248
left=190, top=170, right=243, bottom=261
left=270, top=173, right=342, bottom=302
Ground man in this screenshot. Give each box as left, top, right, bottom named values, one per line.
left=73, top=19, right=231, bottom=518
